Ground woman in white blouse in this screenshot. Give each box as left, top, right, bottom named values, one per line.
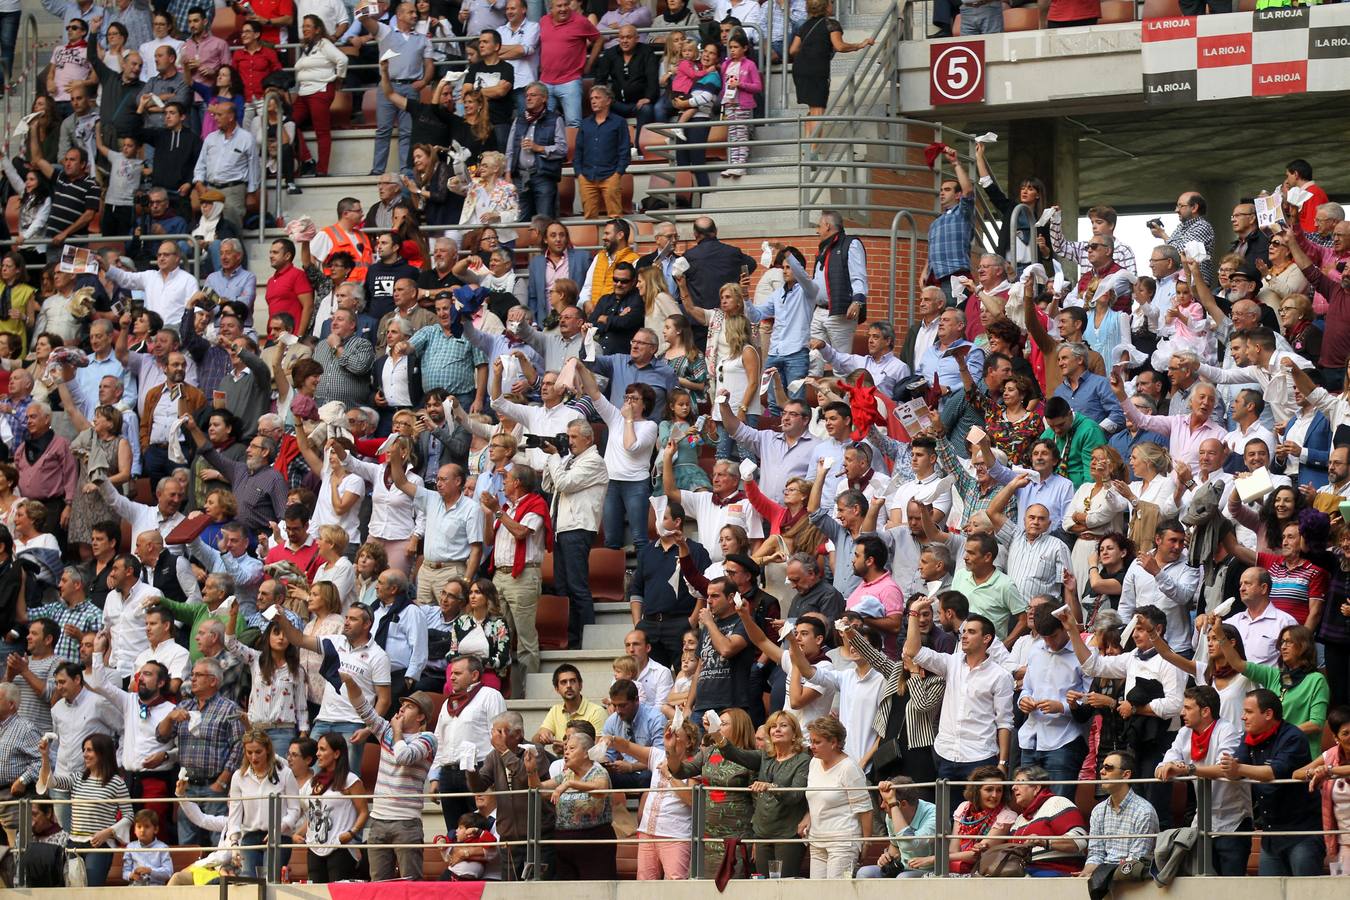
left=295, top=582, right=344, bottom=707
left=333, top=435, right=424, bottom=576
left=1115, top=441, right=1178, bottom=546
left=312, top=524, right=357, bottom=609
left=225, top=616, right=308, bottom=753
left=577, top=358, right=659, bottom=552
left=1064, top=445, right=1130, bottom=591
left=803, top=716, right=873, bottom=879
left=296, top=732, right=369, bottom=883
left=227, top=730, right=301, bottom=878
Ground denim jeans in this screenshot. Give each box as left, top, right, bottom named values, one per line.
left=611, top=98, right=657, bottom=144
left=436, top=764, right=475, bottom=836
left=312, top=720, right=366, bottom=773
left=959, top=2, right=1003, bottom=33
left=763, top=348, right=809, bottom=415
left=516, top=172, right=559, bottom=221
left=716, top=413, right=759, bottom=462
left=603, top=477, right=651, bottom=551
left=373, top=82, right=416, bottom=176
left=178, top=782, right=228, bottom=844
left=1212, top=826, right=1252, bottom=876
left=1020, top=738, right=1087, bottom=799
left=0, top=11, right=20, bottom=84
left=1257, top=833, right=1324, bottom=876
left=545, top=79, right=583, bottom=127
left=555, top=528, right=597, bottom=647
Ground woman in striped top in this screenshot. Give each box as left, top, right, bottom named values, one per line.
left=39, top=732, right=132, bottom=886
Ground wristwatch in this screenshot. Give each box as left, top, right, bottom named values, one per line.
left=1185, top=762, right=1197, bottom=776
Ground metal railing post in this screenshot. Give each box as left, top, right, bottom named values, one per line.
left=15, top=796, right=31, bottom=887
left=1007, top=201, right=1035, bottom=268
left=689, top=782, right=705, bottom=878
left=933, top=779, right=949, bottom=877
left=526, top=786, right=541, bottom=880
left=1195, top=777, right=1214, bottom=876
left=887, top=209, right=918, bottom=327
left=265, top=793, right=281, bottom=882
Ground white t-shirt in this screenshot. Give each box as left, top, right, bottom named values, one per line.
left=310, top=448, right=369, bottom=545
left=806, top=755, right=872, bottom=839
left=134, top=640, right=192, bottom=683
left=637, top=746, right=693, bottom=839
left=315, top=636, right=391, bottom=725
left=783, top=654, right=836, bottom=726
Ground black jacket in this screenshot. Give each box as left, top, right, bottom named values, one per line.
left=588, top=288, right=644, bottom=354
left=593, top=43, right=661, bottom=105
left=681, top=237, right=757, bottom=310
left=372, top=351, right=425, bottom=412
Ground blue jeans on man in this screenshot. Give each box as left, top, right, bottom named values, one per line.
left=178, top=781, right=228, bottom=844
left=1020, top=738, right=1086, bottom=799
left=1211, top=822, right=1252, bottom=877
left=764, top=347, right=809, bottom=416
left=545, top=80, right=582, bottom=126
left=959, top=2, right=1003, bottom=33
left=603, top=478, right=650, bottom=552
left=554, top=528, right=596, bottom=648
left=373, top=82, right=416, bottom=176
left=1258, top=833, right=1324, bottom=876
left=516, top=172, right=559, bottom=221
left=934, top=751, right=999, bottom=815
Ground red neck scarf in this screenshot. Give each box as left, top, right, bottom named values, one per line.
left=498, top=492, right=553, bottom=577
left=1245, top=721, right=1280, bottom=746
left=1190, top=720, right=1217, bottom=761
left=447, top=681, right=483, bottom=717
left=712, top=490, right=745, bottom=507
left=848, top=469, right=875, bottom=492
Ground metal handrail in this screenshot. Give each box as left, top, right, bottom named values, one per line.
left=888, top=209, right=920, bottom=327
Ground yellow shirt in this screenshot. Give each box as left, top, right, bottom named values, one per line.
left=538, top=697, right=609, bottom=740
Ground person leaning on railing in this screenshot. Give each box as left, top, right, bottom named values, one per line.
left=467, top=710, right=557, bottom=880
left=525, top=732, right=617, bottom=881
left=1294, top=704, right=1350, bottom=874
left=669, top=707, right=757, bottom=878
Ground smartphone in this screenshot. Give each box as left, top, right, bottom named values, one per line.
left=693, top=414, right=708, bottom=433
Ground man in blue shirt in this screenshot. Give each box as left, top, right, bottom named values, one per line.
left=585, top=329, right=676, bottom=421
left=1017, top=605, right=1089, bottom=797
left=628, top=503, right=711, bottom=666
left=600, top=678, right=665, bottom=790
left=923, top=145, right=974, bottom=304
left=747, top=247, right=816, bottom=413
left=1052, top=342, right=1120, bottom=433
left=573, top=84, right=629, bottom=219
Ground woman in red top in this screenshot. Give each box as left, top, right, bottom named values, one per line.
left=744, top=476, right=825, bottom=564
left=232, top=21, right=282, bottom=132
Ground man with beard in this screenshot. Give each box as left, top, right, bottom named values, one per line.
left=181, top=414, right=286, bottom=537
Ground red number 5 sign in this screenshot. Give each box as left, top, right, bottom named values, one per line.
left=930, top=41, right=986, bottom=106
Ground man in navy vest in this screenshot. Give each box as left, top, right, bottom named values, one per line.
left=506, top=82, right=568, bottom=221
left=811, top=209, right=869, bottom=352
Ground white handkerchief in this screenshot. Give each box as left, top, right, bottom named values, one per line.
left=833, top=618, right=849, bottom=632
left=671, top=708, right=684, bottom=731
left=1287, top=185, right=1313, bottom=209
left=1183, top=240, right=1209, bottom=264
left=380, top=48, right=401, bottom=62
left=1212, top=597, right=1236, bottom=618
left=261, top=605, right=279, bottom=622
left=703, top=710, right=722, bottom=733
left=587, top=738, right=609, bottom=763
left=733, top=594, right=744, bottom=610
left=760, top=241, right=774, bottom=269
left=1035, top=208, right=1055, bottom=228
left=1235, top=467, right=1274, bottom=503
left=974, top=132, right=998, bottom=143
left=915, top=475, right=954, bottom=506
left=1113, top=343, right=1148, bottom=368
left=820, top=456, right=836, bottom=470
left=967, top=426, right=987, bottom=446
left=187, top=711, right=203, bottom=734
left=787, top=378, right=807, bottom=394
left=739, top=459, right=757, bottom=481
left=670, top=256, right=690, bottom=278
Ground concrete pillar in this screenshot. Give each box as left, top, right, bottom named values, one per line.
left=1196, top=179, right=1239, bottom=261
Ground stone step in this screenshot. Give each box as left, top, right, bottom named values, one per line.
left=506, top=698, right=557, bottom=739
left=524, top=648, right=622, bottom=699
left=580, top=622, right=633, bottom=650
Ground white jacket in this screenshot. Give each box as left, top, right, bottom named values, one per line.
left=294, top=38, right=348, bottom=95
left=541, top=444, right=608, bottom=534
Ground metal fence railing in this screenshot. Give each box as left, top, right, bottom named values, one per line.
left=10, top=775, right=1348, bottom=885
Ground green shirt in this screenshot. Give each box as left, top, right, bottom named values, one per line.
left=951, top=568, right=1026, bottom=639
left=1245, top=661, right=1330, bottom=759
left=1041, top=414, right=1107, bottom=488
left=156, top=597, right=253, bottom=660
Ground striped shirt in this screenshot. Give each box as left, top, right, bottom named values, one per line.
left=1258, top=551, right=1328, bottom=623
left=352, top=694, right=436, bottom=822
left=1085, top=789, right=1157, bottom=866
left=15, top=653, right=58, bottom=733
left=46, top=172, right=99, bottom=239
left=46, top=771, right=133, bottom=840
left=997, top=521, right=1072, bottom=602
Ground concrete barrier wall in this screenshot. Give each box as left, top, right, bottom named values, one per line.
left=5, top=876, right=1346, bottom=900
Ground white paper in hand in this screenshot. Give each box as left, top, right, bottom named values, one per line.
left=1287, top=185, right=1314, bottom=209
left=760, top=241, right=774, bottom=269
left=670, top=256, right=690, bottom=278
left=1184, top=240, right=1209, bottom=264
left=187, top=711, right=203, bottom=734
left=261, top=605, right=280, bottom=622
left=671, top=708, right=685, bottom=731
left=880, top=467, right=908, bottom=501
left=833, top=618, right=849, bottom=632
left=1112, top=343, right=1148, bottom=368
left=739, top=459, right=757, bottom=481
left=1035, top=207, right=1056, bottom=228
left=787, top=378, right=807, bottom=394
left=1236, top=466, right=1274, bottom=503
left=1052, top=604, right=1070, bottom=619
left=1212, top=597, right=1237, bottom=618
left=379, top=48, right=401, bottom=62
left=974, top=132, right=998, bottom=143
left=820, top=456, right=837, bottom=470
left=733, top=593, right=745, bottom=610
left=703, top=710, right=722, bottom=734
left=967, top=426, right=988, bottom=446
left=587, top=738, right=609, bottom=763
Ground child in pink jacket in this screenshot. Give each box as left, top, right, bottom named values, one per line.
left=718, top=28, right=762, bottom=177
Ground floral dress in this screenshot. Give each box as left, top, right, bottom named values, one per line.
left=653, top=419, right=713, bottom=494
left=968, top=389, right=1044, bottom=468
left=447, top=613, right=512, bottom=680
left=672, top=745, right=755, bottom=878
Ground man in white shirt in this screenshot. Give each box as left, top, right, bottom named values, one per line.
left=1117, top=519, right=1203, bottom=657
left=624, top=629, right=673, bottom=711
left=788, top=614, right=882, bottom=764
left=1017, top=605, right=1089, bottom=796
left=904, top=597, right=1014, bottom=811
left=493, top=371, right=584, bottom=469
left=105, top=241, right=199, bottom=329
left=482, top=465, right=550, bottom=676
left=47, top=661, right=117, bottom=830
left=885, top=435, right=953, bottom=526
left=541, top=420, right=608, bottom=649
left=496, top=0, right=539, bottom=113
left=430, top=655, right=507, bottom=833
left=1207, top=567, right=1296, bottom=666
left=738, top=608, right=836, bottom=725
left=662, top=452, right=763, bottom=562
left=277, top=604, right=393, bottom=771
left=101, top=552, right=160, bottom=678
left=900, top=285, right=944, bottom=371
left=1200, top=326, right=1313, bottom=426
left=1223, top=388, right=1276, bottom=462
left=578, top=359, right=658, bottom=554
left=134, top=605, right=191, bottom=692
left=1156, top=685, right=1252, bottom=875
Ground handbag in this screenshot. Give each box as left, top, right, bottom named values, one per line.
left=976, top=843, right=1032, bottom=877
left=63, top=851, right=88, bottom=887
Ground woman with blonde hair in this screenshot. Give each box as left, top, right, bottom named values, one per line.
left=452, top=149, right=520, bottom=244
left=1065, top=445, right=1130, bottom=590
left=296, top=581, right=345, bottom=705
left=670, top=707, right=758, bottom=877
left=803, top=715, right=872, bottom=878
left=1117, top=440, right=1177, bottom=547
left=1279, top=292, right=1321, bottom=362
left=676, top=277, right=761, bottom=460
left=705, top=709, right=811, bottom=877
left=332, top=439, right=423, bottom=576
left=227, top=729, right=302, bottom=877
left=313, top=524, right=356, bottom=608
left=353, top=541, right=390, bottom=607
left=638, top=266, right=681, bottom=351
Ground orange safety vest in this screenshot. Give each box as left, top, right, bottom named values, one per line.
left=321, top=225, right=374, bottom=283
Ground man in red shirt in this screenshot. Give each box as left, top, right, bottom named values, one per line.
left=232, top=21, right=282, bottom=132
left=538, top=0, right=601, bottom=126
left=264, top=504, right=323, bottom=579
left=1284, top=158, right=1329, bottom=236
left=265, top=238, right=315, bottom=336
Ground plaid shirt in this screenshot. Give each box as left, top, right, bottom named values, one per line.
left=28, top=599, right=103, bottom=662
left=1167, top=215, right=1216, bottom=286
left=936, top=432, right=1011, bottom=524
left=0, top=712, right=42, bottom=790
left=1049, top=215, right=1138, bottom=275
left=163, top=0, right=213, bottom=32
left=313, top=336, right=375, bottom=407
left=927, top=195, right=975, bottom=279
left=1085, top=789, right=1158, bottom=865
left=173, top=692, right=245, bottom=779
left=408, top=325, right=486, bottom=395
left=2, top=394, right=32, bottom=446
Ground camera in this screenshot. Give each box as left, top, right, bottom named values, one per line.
left=133, top=189, right=150, bottom=211
left=1146, top=217, right=1164, bottom=230
left=523, top=433, right=569, bottom=456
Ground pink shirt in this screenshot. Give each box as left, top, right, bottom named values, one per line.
left=539, top=12, right=599, bottom=85
left=1123, top=400, right=1228, bottom=473
left=847, top=573, right=906, bottom=656
left=181, top=34, right=232, bottom=88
